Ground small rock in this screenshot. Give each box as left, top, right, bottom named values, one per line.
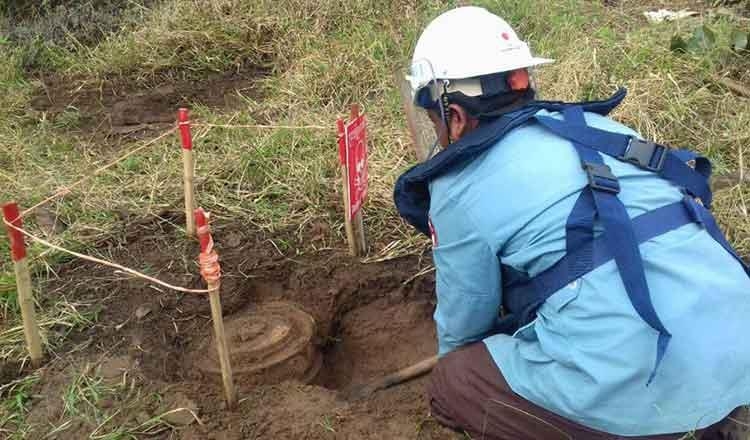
left=163, top=407, right=197, bottom=426
left=34, top=207, right=67, bottom=235
left=100, top=398, right=114, bottom=409
left=135, top=305, right=152, bottom=319
left=225, top=232, right=242, bottom=248
left=99, top=356, right=130, bottom=379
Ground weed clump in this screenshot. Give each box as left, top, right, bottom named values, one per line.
left=1, top=1, right=158, bottom=72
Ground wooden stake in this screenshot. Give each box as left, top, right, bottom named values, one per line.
left=2, top=202, right=43, bottom=367
left=207, top=279, right=235, bottom=408
left=337, top=119, right=358, bottom=256
left=179, top=109, right=196, bottom=237
left=194, top=209, right=236, bottom=409
left=349, top=104, right=367, bottom=255
left=354, top=210, right=366, bottom=255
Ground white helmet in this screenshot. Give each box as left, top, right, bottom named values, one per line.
left=403, top=7, right=553, bottom=161
left=412, top=6, right=553, bottom=80
left=408, top=7, right=553, bottom=102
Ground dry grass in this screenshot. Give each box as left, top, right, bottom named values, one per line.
left=0, top=0, right=749, bottom=435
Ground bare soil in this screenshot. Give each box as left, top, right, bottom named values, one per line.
left=12, top=213, right=454, bottom=439
left=29, top=70, right=266, bottom=139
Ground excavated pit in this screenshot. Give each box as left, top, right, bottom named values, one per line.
left=194, top=301, right=322, bottom=389
left=316, top=297, right=437, bottom=391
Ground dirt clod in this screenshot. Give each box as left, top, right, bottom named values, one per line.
left=134, top=304, right=152, bottom=319
left=161, top=393, right=199, bottom=426
left=99, top=356, right=130, bottom=379
left=33, top=207, right=67, bottom=235
left=135, top=411, right=151, bottom=425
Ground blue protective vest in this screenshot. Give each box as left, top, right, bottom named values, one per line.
left=394, top=89, right=750, bottom=383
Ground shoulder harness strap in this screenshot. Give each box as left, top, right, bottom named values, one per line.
left=499, top=106, right=749, bottom=385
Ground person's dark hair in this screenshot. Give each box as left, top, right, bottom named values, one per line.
left=446, top=87, right=535, bottom=121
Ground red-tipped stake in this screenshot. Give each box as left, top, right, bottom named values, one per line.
left=337, top=118, right=357, bottom=256
left=194, top=208, right=237, bottom=409
left=179, top=109, right=196, bottom=237
left=349, top=105, right=367, bottom=255
left=2, top=202, right=43, bottom=366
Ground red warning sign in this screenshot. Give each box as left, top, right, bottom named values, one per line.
left=337, top=113, right=369, bottom=220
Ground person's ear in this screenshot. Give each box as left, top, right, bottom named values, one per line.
left=447, top=104, right=478, bottom=141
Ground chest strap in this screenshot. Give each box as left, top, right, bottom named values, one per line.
left=503, top=198, right=705, bottom=328
left=500, top=198, right=749, bottom=337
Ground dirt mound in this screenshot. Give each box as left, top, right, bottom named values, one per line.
left=30, top=71, right=266, bottom=137
left=14, top=214, right=453, bottom=439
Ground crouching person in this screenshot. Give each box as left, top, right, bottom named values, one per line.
left=395, top=7, right=750, bottom=440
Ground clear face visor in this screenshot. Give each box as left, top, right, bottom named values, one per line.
left=400, top=59, right=448, bottom=162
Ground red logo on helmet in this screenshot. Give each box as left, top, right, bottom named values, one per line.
left=501, top=32, right=510, bottom=41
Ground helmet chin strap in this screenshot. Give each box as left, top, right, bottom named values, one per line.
left=441, top=81, right=452, bottom=145
left=427, top=139, right=442, bottom=159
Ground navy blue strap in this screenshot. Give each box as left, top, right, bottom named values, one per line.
left=563, top=106, right=670, bottom=384
left=565, top=189, right=596, bottom=275
left=503, top=197, right=749, bottom=319
left=683, top=197, right=750, bottom=275
left=672, top=149, right=712, bottom=180
left=562, top=108, right=596, bottom=276
left=533, top=115, right=713, bottom=208
left=504, top=200, right=701, bottom=305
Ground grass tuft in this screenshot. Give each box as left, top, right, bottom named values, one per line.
left=0, top=371, right=39, bottom=438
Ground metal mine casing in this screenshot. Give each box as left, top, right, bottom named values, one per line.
left=196, top=301, right=321, bottom=387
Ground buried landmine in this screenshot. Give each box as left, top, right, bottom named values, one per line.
left=193, top=301, right=321, bottom=388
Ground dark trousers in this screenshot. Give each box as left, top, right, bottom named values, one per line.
left=428, top=343, right=742, bottom=440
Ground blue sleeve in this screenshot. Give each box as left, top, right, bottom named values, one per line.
left=430, top=198, right=501, bottom=356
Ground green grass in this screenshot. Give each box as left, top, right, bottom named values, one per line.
left=318, top=415, right=338, bottom=433
left=4, top=366, right=171, bottom=439
left=0, top=371, right=39, bottom=438
left=0, top=295, right=99, bottom=363
left=0, top=0, right=749, bottom=434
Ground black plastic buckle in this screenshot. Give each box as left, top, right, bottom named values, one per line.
left=620, top=138, right=666, bottom=172
left=583, top=162, right=620, bottom=194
